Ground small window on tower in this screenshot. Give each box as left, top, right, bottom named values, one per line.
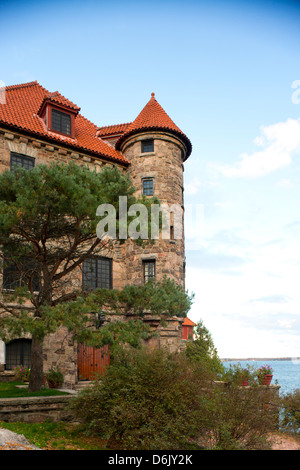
left=141, top=139, right=154, bottom=153
left=143, top=259, right=155, bottom=283
left=142, top=178, right=154, bottom=196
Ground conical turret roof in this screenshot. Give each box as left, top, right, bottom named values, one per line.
left=115, top=93, right=192, bottom=159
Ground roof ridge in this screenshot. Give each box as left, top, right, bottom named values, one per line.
left=98, top=122, right=131, bottom=130
left=4, top=80, right=40, bottom=90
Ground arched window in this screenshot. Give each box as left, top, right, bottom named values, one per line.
left=5, top=339, right=32, bottom=370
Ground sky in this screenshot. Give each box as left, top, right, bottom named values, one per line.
left=1, top=0, right=300, bottom=358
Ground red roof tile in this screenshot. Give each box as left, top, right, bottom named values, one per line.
left=0, top=81, right=128, bottom=165
left=38, top=91, right=81, bottom=113
left=182, top=317, right=197, bottom=327
left=97, top=122, right=131, bottom=137
left=115, top=93, right=192, bottom=159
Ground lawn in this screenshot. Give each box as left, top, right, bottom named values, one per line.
left=0, top=381, right=71, bottom=398
left=0, top=420, right=107, bottom=450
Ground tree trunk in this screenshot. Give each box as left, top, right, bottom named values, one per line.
left=28, top=335, right=43, bottom=392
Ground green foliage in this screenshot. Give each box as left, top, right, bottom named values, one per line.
left=87, top=276, right=194, bottom=317
left=71, top=347, right=214, bottom=450
left=206, top=384, right=278, bottom=449
left=280, top=389, right=300, bottom=434
left=221, top=363, right=257, bottom=386
left=185, top=320, right=223, bottom=374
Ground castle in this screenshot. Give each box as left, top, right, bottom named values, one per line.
left=0, top=81, right=193, bottom=388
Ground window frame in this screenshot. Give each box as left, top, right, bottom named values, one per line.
left=10, top=152, right=35, bottom=171
left=2, top=255, right=40, bottom=292
left=51, top=108, right=72, bottom=136
left=142, top=177, right=154, bottom=196
left=141, top=139, right=154, bottom=153
left=5, top=339, right=32, bottom=370
left=143, top=259, right=156, bottom=283
left=82, top=256, right=113, bottom=291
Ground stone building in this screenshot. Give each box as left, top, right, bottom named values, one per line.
left=0, top=81, right=192, bottom=388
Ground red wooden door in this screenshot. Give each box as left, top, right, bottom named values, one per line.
left=78, top=344, right=110, bottom=380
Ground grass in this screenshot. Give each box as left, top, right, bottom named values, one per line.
left=0, top=381, right=71, bottom=398
left=0, top=420, right=107, bottom=450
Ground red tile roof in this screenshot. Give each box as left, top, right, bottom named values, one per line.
left=182, top=317, right=197, bottom=327
left=38, top=91, right=81, bottom=113
left=115, top=93, right=192, bottom=159
left=0, top=81, right=129, bottom=165
left=97, top=122, right=131, bottom=138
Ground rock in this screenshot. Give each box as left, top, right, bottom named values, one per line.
left=0, top=428, right=41, bottom=450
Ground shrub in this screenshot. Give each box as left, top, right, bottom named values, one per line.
left=206, top=383, right=279, bottom=449
left=280, top=389, right=300, bottom=434
left=71, top=347, right=215, bottom=450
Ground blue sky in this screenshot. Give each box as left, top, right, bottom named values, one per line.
left=1, top=0, right=300, bottom=358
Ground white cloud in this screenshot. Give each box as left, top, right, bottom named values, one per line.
left=216, top=118, right=300, bottom=178
left=277, top=178, right=294, bottom=188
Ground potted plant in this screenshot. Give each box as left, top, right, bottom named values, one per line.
left=256, top=364, right=273, bottom=385
left=224, top=363, right=252, bottom=386
left=46, top=366, right=64, bottom=389
left=239, top=368, right=251, bottom=386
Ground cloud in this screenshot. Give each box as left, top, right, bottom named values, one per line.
left=184, top=176, right=218, bottom=195
left=215, top=118, right=300, bottom=178
left=277, top=178, right=294, bottom=188
left=249, top=295, right=290, bottom=304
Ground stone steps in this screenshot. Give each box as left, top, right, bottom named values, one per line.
left=74, top=380, right=96, bottom=391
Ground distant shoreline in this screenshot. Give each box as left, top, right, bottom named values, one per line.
left=222, top=357, right=300, bottom=362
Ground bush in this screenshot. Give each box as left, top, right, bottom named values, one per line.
left=280, top=389, right=300, bottom=434
left=71, top=347, right=214, bottom=450
left=206, top=383, right=279, bottom=449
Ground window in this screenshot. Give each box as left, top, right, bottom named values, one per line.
left=51, top=108, right=71, bottom=135
left=2, top=256, right=40, bottom=292
left=142, top=178, right=154, bottom=196
left=5, top=339, right=32, bottom=370
left=82, top=257, right=112, bottom=291
left=10, top=152, right=35, bottom=171
left=143, top=259, right=155, bottom=283
left=141, top=139, right=154, bottom=153
left=170, top=225, right=174, bottom=241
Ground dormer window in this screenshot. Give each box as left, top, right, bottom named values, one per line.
left=37, top=92, right=80, bottom=139
left=51, top=109, right=71, bottom=135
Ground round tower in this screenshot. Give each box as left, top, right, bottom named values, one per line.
left=115, top=93, right=192, bottom=288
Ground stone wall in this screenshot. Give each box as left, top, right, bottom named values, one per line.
left=0, top=395, right=74, bottom=423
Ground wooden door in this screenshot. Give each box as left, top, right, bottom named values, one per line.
left=78, top=344, right=110, bottom=380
